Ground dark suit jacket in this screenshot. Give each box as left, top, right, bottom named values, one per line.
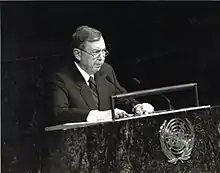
left=44, top=61, right=138, bottom=126
left=41, top=61, right=139, bottom=173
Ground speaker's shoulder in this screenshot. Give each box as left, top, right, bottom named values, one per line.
left=100, top=62, right=114, bottom=73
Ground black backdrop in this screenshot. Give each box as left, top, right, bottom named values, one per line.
left=1, top=2, right=220, bottom=172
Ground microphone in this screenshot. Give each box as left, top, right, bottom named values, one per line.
left=106, top=75, right=126, bottom=94
left=132, top=77, right=141, bottom=85
left=105, top=75, right=136, bottom=107
left=120, top=76, right=175, bottom=111
left=106, top=75, right=175, bottom=111
left=160, top=94, right=175, bottom=110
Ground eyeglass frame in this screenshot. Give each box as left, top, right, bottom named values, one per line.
left=79, top=48, right=109, bottom=60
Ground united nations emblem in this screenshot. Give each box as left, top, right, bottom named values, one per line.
left=159, top=118, right=195, bottom=164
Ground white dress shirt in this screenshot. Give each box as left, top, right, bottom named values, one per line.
left=74, top=62, right=94, bottom=86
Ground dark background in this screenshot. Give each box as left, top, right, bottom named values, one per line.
left=1, top=2, right=220, bottom=172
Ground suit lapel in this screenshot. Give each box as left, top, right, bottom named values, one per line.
left=79, top=84, right=98, bottom=109
left=68, top=63, right=98, bottom=109
left=95, top=72, right=108, bottom=109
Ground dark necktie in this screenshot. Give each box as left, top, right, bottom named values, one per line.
left=88, top=76, right=99, bottom=108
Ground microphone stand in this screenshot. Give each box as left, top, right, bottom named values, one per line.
left=160, top=94, right=175, bottom=110
left=131, top=77, right=175, bottom=111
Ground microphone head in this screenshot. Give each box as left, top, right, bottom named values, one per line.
left=132, top=77, right=141, bottom=85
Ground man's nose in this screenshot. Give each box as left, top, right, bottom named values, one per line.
left=96, top=53, right=105, bottom=61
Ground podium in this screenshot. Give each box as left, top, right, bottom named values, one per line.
left=43, top=105, right=220, bottom=172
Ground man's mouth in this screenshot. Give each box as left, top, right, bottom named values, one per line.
left=95, top=63, right=102, bottom=67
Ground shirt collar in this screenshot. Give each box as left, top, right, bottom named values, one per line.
left=74, top=62, right=94, bottom=85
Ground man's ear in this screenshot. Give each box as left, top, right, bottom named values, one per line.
left=73, top=48, right=81, bottom=61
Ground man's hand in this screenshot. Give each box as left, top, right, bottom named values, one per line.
left=87, top=108, right=130, bottom=122
left=133, top=103, right=154, bottom=116
left=114, top=108, right=131, bottom=119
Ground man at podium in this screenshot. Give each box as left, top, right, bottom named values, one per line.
left=45, top=25, right=154, bottom=125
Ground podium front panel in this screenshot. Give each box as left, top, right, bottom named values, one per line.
left=43, top=107, right=220, bottom=172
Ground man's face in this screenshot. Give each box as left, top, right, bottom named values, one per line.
left=79, top=36, right=106, bottom=75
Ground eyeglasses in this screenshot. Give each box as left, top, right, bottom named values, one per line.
left=80, top=48, right=109, bottom=59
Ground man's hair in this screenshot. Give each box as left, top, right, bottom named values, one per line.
left=71, top=25, right=102, bottom=50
